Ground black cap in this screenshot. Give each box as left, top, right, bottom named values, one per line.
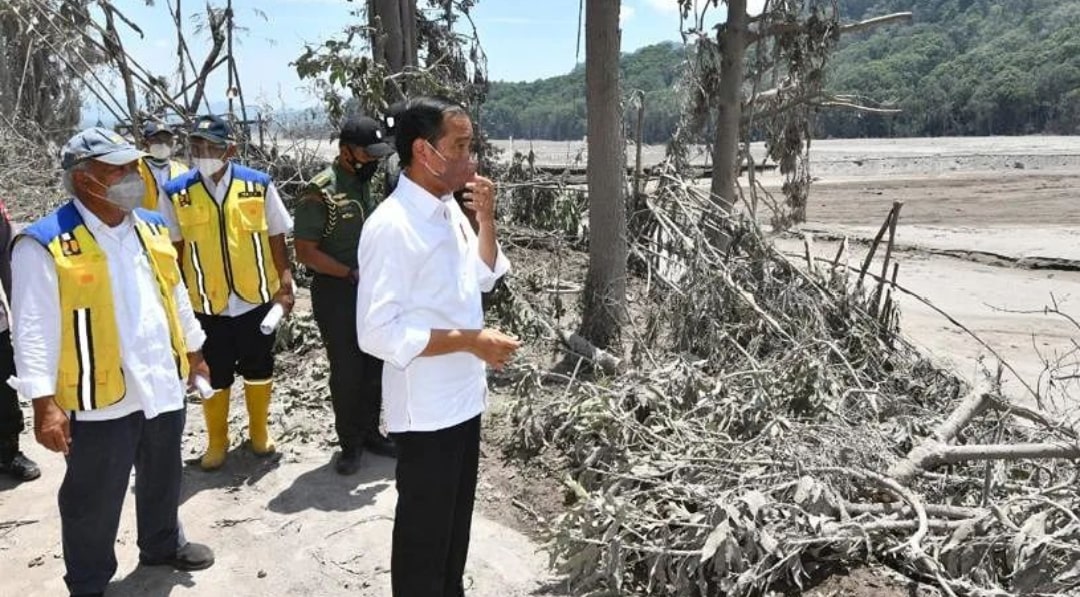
left=189, top=115, right=235, bottom=144
left=339, top=115, right=394, bottom=158
left=142, top=121, right=174, bottom=139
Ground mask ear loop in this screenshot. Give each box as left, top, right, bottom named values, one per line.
left=80, top=171, right=111, bottom=203
left=423, top=140, right=450, bottom=179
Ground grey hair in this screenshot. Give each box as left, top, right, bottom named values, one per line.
left=62, top=161, right=90, bottom=196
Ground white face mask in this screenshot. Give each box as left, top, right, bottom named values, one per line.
left=192, top=157, right=225, bottom=176
left=148, top=143, right=173, bottom=161
left=91, top=171, right=145, bottom=212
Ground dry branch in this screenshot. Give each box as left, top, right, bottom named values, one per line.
left=502, top=167, right=1080, bottom=597
left=558, top=330, right=621, bottom=374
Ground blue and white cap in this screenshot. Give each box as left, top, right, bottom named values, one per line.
left=60, top=127, right=145, bottom=170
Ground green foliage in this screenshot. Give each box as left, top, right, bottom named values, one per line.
left=822, top=0, right=1080, bottom=136
left=485, top=42, right=687, bottom=143
left=486, top=1, right=1080, bottom=141
left=293, top=1, right=488, bottom=126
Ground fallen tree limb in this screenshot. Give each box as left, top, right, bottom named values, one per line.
left=843, top=501, right=985, bottom=521
left=558, top=330, right=621, bottom=375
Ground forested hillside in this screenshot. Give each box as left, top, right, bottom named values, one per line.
left=483, top=0, right=1080, bottom=140
left=822, top=0, right=1080, bottom=136
left=483, top=42, right=684, bottom=143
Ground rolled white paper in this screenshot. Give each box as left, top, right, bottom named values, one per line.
left=194, top=375, right=214, bottom=399
left=260, top=303, right=285, bottom=335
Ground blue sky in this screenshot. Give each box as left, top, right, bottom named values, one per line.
left=86, top=0, right=761, bottom=121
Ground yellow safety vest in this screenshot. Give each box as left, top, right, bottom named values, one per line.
left=20, top=203, right=190, bottom=412
left=163, top=165, right=280, bottom=315
left=138, top=158, right=189, bottom=211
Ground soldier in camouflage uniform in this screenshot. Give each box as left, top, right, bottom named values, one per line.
left=295, top=115, right=396, bottom=475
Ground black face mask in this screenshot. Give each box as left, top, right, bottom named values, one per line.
left=354, top=160, right=379, bottom=183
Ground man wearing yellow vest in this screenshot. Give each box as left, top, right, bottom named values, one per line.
left=136, top=121, right=188, bottom=211
left=159, top=115, right=295, bottom=471
left=9, top=128, right=215, bottom=596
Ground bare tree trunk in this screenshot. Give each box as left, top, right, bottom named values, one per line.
left=369, top=0, right=417, bottom=102
left=0, top=14, right=14, bottom=118
left=401, top=0, right=417, bottom=70
left=709, top=0, right=748, bottom=216
left=579, top=0, right=627, bottom=350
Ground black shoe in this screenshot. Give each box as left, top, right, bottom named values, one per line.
left=140, top=541, right=215, bottom=571
left=0, top=452, right=41, bottom=482
left=363, top=435, right=397, bottom=459
left=71, top=593, right=104, bottom=597
left=334, top=449, right=361, bottom=476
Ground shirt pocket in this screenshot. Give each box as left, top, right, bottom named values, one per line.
left=235, top=196, right=268, bottom=232
left=424, top=234, right=471, bottom=306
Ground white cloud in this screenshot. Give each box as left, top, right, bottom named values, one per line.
left=621, top=4, right=636, bottom=23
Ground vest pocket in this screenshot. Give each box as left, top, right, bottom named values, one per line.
left=147, top=241, right=182, bottom=287
left=62, top=264, right=107, bottom=309
left=176, top=202, right=211, bottom=236
left=235, top=197, right=268, bottom=231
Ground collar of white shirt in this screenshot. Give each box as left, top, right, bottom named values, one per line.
left=198, top=162, right=234, bottom=197
left=72, top=198, right=134, bottom=240
left=395, top=172, right=454, bottom=221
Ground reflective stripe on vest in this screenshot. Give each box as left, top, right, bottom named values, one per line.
left=19, top=203, right=191, bottom=412
left=165, top=166, right=279, bottom=314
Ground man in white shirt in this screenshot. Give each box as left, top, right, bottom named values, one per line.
left=159, top=115, right=295, bottom=471
left=0, top=198, right=39, bottom=482
left=356, top=96, right=520, bottom=597
left=10, top=128, right=214, bottom=596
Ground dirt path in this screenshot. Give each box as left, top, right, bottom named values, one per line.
left=0, top=409, right=553, bottom=596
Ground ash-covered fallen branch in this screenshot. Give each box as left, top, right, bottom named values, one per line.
left=500, top=168, right=1080, bottom=596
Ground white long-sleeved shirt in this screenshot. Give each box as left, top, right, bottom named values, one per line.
left=356, top=174, right=510, bottom=433
left=157, top=162, right=293, bottom=317
left=9, top=200, right=206, bottom=421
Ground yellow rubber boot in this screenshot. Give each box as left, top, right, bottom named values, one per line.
left=244, top=380, right=275, bottom=455
left=200, top=389, right=231, bottom=471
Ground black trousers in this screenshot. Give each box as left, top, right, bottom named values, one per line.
left=311, top=274, right=383, bottom=453
left=391, top=415, right=481, bottom=597
left=196, top=302, right=276, bottom=390
left=60, top=408, right=186, bottom=595
left=0, top=330, right=24, bottom=440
